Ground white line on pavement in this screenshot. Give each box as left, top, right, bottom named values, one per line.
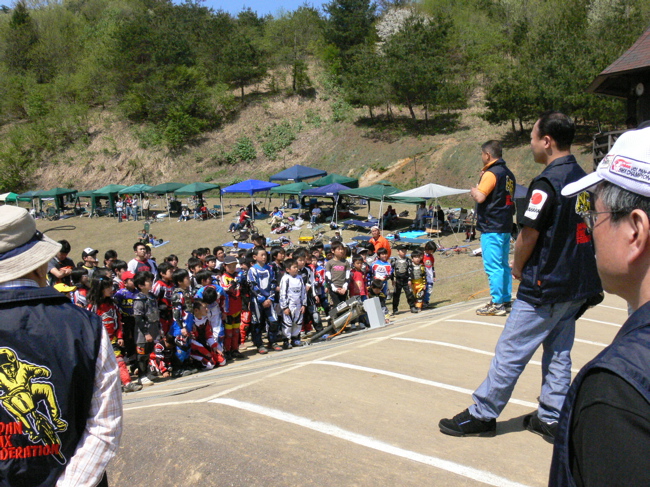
left=575, top=338, right=609, bottom=347
left=578, top=317, right=621, bottom=328
left=447, top=319, right=505, bottom=328
left=312, top=360, right=537, bottom=409
left=210, top=398, right=532, bottom=487
left=446, top=319, right=610, bottom=347
left=596, top=304, right=627, bottom=311
left=391, top=337, right=581, bottom=373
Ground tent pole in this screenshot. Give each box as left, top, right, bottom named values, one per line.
left=334, top=195, right=339, bottom=226
left=220, top=191, right=224, bottom=222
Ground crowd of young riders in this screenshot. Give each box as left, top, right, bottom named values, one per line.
left=46, top=234, right=437, bottom=393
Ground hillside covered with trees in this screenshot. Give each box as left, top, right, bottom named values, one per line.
left=0, top=0, right=648, bottom=192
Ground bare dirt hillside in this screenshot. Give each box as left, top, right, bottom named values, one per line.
left=33, top=81, right=595, bottom=194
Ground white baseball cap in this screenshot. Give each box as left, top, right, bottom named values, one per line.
left=562, top=126, right=650, bottom=197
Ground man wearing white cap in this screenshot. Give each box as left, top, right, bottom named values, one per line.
left=440, top=111, right=602, bottom=440
left=0, top=206, right=122, bottom=486
left=550, top=125, right=650, bottom=486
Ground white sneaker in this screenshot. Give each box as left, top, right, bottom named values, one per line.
left=139, top=376, right=154, bottom=387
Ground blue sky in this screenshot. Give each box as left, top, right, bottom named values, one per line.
left=201, top=0, right=327, bottom=17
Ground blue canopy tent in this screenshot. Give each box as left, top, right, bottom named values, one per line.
left=221, top=179, right=280, bottom=221
left=269, top=165, right=327, bottom=182
left=301, top=183, right=351, bottom=225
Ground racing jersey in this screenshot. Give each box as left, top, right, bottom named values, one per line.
left=423, top=252, right=435, bottom=283
left=220, top=272, right=242, bottom=316
left=114, top=288, right=139, bottom=317
left=371, top=260, right=392, bottom=281
left=279, top=274, right=307, bottom=310
left=88, top=302, right=123, bottom=341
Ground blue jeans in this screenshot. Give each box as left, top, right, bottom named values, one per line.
left=481, top=232, right=512, bottom=304
left=470, top=298, right=585, bottom=423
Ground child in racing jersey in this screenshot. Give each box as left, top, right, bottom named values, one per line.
left=87, top=275, right=141, bottom=393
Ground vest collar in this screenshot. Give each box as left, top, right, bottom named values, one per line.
left=0, top=285, right=68, bottom=305
left=544, top=154, right=577, bottom=171
left=615, top=300, right=650, bottom=341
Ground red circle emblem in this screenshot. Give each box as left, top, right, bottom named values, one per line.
left=531, top=192, right=543, bottom=204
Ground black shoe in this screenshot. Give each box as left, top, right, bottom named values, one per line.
left=231, top=350, right=246, bottom=359
left=181, top=368, right=198, bottom=377
left=523, top=414, right=557, bottom=443
left=439, top=409, right=496, bottom=437
left=504, top=301, right=513, bottom=313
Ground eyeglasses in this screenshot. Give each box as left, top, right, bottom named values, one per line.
left=579, top=210, right=630, bottom=234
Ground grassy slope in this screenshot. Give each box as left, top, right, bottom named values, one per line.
left=32, top=74, right=596, bottom=195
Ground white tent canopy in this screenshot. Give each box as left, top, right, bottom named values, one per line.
left=391, top=183, right=469, bottom=199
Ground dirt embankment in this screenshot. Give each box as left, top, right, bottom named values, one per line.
left=33, top=84, right=594, bottom=193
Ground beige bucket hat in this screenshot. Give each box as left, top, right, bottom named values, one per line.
left=0, top=206, right=61, bottom=283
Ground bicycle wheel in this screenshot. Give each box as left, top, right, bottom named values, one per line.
left=34, top=413, right=65, bottom=464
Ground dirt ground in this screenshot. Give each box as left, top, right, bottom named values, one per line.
left=33, top=196, right=505, bottom=312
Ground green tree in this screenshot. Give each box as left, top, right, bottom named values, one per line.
left=3, top=2, right=38, bottom=73
left=323, top=0, right=377, bottom=71
left=342, top=43, right=387, bottom=119
left=220, top=29, right=268, bottom=101
left=264, top=6, right=323, bottom=93
left=382, top=14, right=454, bottom=120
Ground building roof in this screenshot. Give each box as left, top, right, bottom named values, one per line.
left=588, top=26, right=650, bottom=98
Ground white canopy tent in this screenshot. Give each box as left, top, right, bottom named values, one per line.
left=391, top=183, right=469, bottom=199
left=392, top=183, right=470, bottom=242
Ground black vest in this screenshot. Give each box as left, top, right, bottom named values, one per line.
left=0, top=286, right=101, bottom=486
left=476, top=159, right=516, bottom=233
left=549, top=302, right=650, bottom=486
left=517, top=155, right=602, bottom=305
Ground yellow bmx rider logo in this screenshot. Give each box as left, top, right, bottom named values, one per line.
left=575, top=191, right=591, bottom=214
left=0, top=348, right=67, bottom=464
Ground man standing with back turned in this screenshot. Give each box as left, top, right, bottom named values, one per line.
left=439, top=111, right=602, bottom=440
left=0, top=206, right=122, bottom=486
left=471, top=140, right=516, bottom=316
left=550, top=126, right=650, bottom=486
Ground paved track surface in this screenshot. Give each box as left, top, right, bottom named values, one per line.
left=109, top=294, right=626, bottom=486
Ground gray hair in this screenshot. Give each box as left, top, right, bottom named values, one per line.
left=594, top=181, right=650, bottom=223
left=371, top=225, right=380, bottom=232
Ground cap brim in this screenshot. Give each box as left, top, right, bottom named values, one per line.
left=561, top=172, right=603, bottom=197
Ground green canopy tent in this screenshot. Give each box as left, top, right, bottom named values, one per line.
left=93, top=184, right=127, bottom=216
left=174, top=182, right=223, bottom=221
left=74, top=190, right=98, bottom=216
left=269, top=181, right=313, bottom=209
left=269, top=182, right=313, bottom=195
left=340, top=184, right=424, bottom=230
left=119, top=184, right=152, bottom=220
left=17, top=190, right=42, bottom=209
left=119, top=184, right=152, bottom=196
left=0, top=192, right=18, bottom=204
left=311, top=174, right=359, bottom=189
left=149, top=182, right=186, bottom=216
left=38, top=188, right=78, bottom=215
left=149, top=182, right=186, bottom=194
